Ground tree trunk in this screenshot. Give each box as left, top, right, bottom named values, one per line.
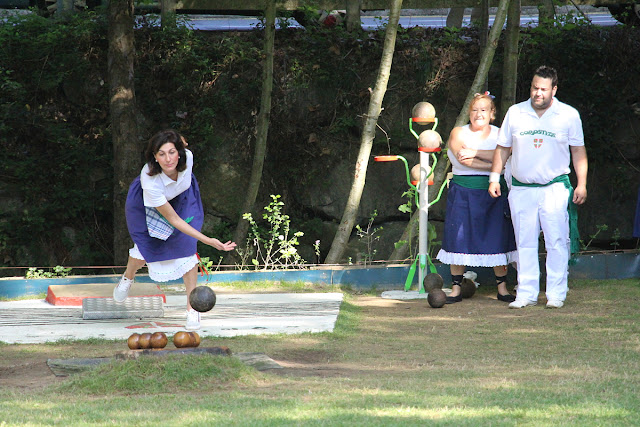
left=324, top=0, right=403, bottom=265
left=225, top=0, right=276, bottom=264
left=500, top=0, right=520, bottom=123
left=161, top=0, right=177, bottom=28
left=479, top=0, right=489, bottom=92
left=538, top=0, right=556, bottom=25
left=345, top=0, right=362, bottom=32
left=391, top=0, right=512, bottom=262
left=57, top=0, right=75, bottom=17
left=454, top=0, right=511, bottom=127
left=389, top=208, right=419, bottom=262
left=479, top=0, right=489, bottom=48
left=109, top=0, right=139, bottom=265
left=446, top=7, right=464, bottom=28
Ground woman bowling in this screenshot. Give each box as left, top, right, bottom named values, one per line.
left=113, top=129, right=236, bottom=329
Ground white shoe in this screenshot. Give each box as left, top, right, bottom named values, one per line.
left=546, top=300, right=564, bottom=309
left=113, top=275, right=133, bottom=302
left=186, top=309, right=201, bottom=330
left=509, top=299, right=537, bottom=309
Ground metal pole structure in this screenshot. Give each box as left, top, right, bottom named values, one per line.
left=375, top=102, right=444, bottom=294
left=418, top=151, right=430, bottom=292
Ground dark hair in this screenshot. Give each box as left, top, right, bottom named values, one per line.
left=533, top=65, right=558, bottom=88
left=145, top=129, right=187, bottom=176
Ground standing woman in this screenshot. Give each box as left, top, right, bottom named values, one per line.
left=436, top=93, right=516, bottom=303
left=113, top=129, right=236, bottom=330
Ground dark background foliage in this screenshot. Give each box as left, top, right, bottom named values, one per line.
left=1, top=12, right=638, bottom=274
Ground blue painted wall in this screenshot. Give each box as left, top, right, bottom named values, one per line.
left=1, top=253, right=638, bottom=299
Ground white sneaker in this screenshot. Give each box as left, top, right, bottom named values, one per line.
left=186, top=309, right=201, bottom=330
left=546, top=300, right=564, bottom=309
left=509, top=299, right=537, bottom=309
left=113, top=275, right=133, bottom=302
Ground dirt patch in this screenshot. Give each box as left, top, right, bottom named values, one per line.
left=0, top=361, right=64, bottom=391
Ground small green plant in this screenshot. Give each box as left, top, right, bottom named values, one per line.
left=397, top=187, right=416, bottom=215
left=356, top=210, right=382, bottom=266
left=313, top=239, right=321, bottom=264
left=581, top=224, right=608, bottom=251
left=610, top=228, right=621, bottom=251
left=394, top=188, right=418, bottom=260
left=394, top=239, right=408, bottom=250
left=196, top=256, right=223, bottom=278
left=26, top=265, right=72, bottom=279
left=241, top=195, right=306, bottom=270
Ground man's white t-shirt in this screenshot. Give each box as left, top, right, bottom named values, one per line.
left=140, top=149, right=194, bottom=207
left=497, top=98, right=584, bottom=184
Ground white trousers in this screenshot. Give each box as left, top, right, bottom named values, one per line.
left=508, top=183, right=570, bottom=302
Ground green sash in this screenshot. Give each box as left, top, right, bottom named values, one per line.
left=512, top=174, right=580, bottom=255
left=452, top=174, right=508, bottom=193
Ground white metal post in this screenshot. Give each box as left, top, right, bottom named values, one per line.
left=418, top=150, right=430, bottom=292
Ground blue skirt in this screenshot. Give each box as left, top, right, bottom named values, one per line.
left=125, top=174, right=204, bottom=263
left=437, top=181, right=516, bottom=267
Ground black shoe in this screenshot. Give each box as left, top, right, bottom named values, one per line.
left=446, top=295, right=463, bottom=304
left=497, top=293, right=516, bottom=303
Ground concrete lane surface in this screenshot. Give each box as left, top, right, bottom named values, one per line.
left=0, top=292, right=343, bottom=344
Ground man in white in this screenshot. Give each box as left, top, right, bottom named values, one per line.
left=488, top=66, right=588, bottom=309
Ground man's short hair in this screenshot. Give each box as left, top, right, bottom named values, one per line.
left=534, top=65, right=558, bottom=88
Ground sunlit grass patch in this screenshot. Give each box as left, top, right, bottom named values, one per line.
left=55, top=354, right=264, bottom=395
left=0, top=292, right=47, bottom=301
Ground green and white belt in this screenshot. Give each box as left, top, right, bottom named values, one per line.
left=512, top=174, right=580, bottom=255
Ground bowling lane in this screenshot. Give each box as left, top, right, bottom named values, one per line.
left=0, top=293, right=343, bottom=344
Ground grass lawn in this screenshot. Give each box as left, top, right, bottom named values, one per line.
left=0, top=278, right=639, bottom=426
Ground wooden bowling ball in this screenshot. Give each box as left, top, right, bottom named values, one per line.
left=410, top=164, right=434, bottom=186
left=173, top=331, right=193, bottom=348
left=138, top=333, right=152, bottom=349
left=418, top=129, right=442, bottom=150
left=427, top=288, right=447, bottom=308
left=189, top=332, right=201, bottom=348
left=423, top=273, right=444, bottom=292
left=412, top=163, right=434, bottom=185
left=189, top=286, right=217, bottom=313
left=127, top=333, right=141, bottom=350
left=460, top=278, right=477, bottom=299
left=411, top=102, right=436, bottom=124
left=150, top=332, right=168, bottom=349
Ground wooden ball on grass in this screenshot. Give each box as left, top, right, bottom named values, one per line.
left=150, top=332, right=168, bottom=349
left=423, top=273, right=444, bottom=292
left=189, top=332, right=201, bottom=348
left=138, top=333, right=152, bottom=349
left=460, top=278, right=477, bottom=299
left=127, top=333, right=140, bottom=350
left=173, top=331, right=193, bottom=348
left=427, top=288, right=447, bottom=308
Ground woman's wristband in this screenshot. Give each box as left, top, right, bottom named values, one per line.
left=488, top=172, right=501, bottom=183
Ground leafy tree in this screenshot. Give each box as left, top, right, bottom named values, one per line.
left=227, top=0, right=277, bottom=263
left=108, top=0, right=139, bottom=264
left=325, top=0, right=403, bottom=264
